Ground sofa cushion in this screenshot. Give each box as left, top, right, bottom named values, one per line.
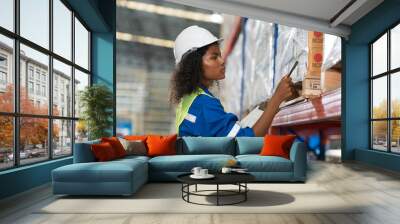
left=178, top=137, right=235, bottom=155
left=235, top=137, right=263, bottom=155
left=124, top=135, right=148, bottom=142
left=260, top=135, right=296, bottom=159
left=52, top=159, right=147, bottom=183
left=147, top=134, right=177, bottom=157
left=101, top=137, right=127, bottom=158
left=91, top=142, right=118, bottom=161
left=73, top=139, right=100, bottom=163
left=236, top=155, right=293, bottom=172
left=149, top=154, right=235, bottom=172
left=119, top=139, right=147, bottom=156
left=115, top=155, right=150, bottom=163
left=53, top=163, right=132, bottom=183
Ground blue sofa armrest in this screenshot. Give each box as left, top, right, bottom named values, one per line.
left=73, top=140, right=100, bottom=163
left=289, top=141, right=307, bottom=181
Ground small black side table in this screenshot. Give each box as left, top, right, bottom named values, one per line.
left=177, top=173, right=255, bottom=206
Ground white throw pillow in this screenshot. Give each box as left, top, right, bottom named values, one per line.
left=119, top=138, right=147, bottom=156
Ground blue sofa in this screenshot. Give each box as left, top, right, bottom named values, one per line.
left=52, top=137, right=307, bottom=196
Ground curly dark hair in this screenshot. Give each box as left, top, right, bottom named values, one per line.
left=169, top=43, right=214, bottom=104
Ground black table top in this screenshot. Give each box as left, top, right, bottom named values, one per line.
left=177, top=172, right=255, bottom=185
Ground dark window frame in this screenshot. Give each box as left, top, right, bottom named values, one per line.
left=370, top=21, right=400, bottom=154
left=0, top=0, right=92, bottom=171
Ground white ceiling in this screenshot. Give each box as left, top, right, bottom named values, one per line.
left=165, top=0, right=384, bottom=37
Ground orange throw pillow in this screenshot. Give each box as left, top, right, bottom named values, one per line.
left=91, top=142, right=117, bottom=161
left=124, top=135, right=148, bottom=142
left=101, top=137, right=127, bottom=158
left=260, top=135, right=296, bottom=159
left=146, top=134, right=177, bottom=157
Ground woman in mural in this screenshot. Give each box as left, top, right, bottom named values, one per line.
left=170, top=25, right=294, bottom=137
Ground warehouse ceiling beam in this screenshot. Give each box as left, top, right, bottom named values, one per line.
left=330, top=0, right=367, bottom=28
left=166, top=0, right=351, bottom=37
left=116, top=32, right=174, bottom=48
left=117, top=0, right=223, bottom=24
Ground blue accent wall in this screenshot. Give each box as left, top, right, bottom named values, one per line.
left=66, top=0, right=110, bottom=32
left=91, top=0, right=116, bottom=135
left=342, top=43, right=369, bottom=159
left=343, top=0, right=400, bottom=172
left=355, top=149, right=400, bottom=172
left=0, top=0, right=116, bottom=200
left=92, top=34, right=114, bottom=87
left=0, top=158, right=72, bottom=199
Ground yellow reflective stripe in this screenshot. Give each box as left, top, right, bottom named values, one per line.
left=175, top=88, right=212, bottom=134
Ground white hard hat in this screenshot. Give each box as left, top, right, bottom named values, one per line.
left=173, top=25, right=222, bottom=64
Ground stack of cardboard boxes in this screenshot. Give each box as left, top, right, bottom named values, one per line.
left=321, top=62, right=341, bottom=92
left=303, top=31, right=324, bottom=98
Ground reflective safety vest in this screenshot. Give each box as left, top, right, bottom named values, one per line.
left=175, top=88, right=213, bottom=133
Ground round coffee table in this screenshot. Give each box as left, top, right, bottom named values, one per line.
left=177, top=173, right=255, bottom=206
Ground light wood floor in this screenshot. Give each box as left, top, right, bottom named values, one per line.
left=1, top=160, right=400, bottom=224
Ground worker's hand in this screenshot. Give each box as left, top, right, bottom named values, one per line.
left=271, top=75, right=295, bottom=104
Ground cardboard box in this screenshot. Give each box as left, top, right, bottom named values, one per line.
left=303, top=31, right=323, bottom=98
left=307, top=31, right=323, bottom=75
left=309, top=31, right=324, bottom=46
left=303, top=77, right=322, bottom=96
left=321, top=68, right=341, bottom=92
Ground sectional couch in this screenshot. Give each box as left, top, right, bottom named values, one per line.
left=52, top=137, right=307, bottom=196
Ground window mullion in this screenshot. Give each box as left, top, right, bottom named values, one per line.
left=49, top=0, right=54, bottom=160
left=71, top=10, right=76, bottom=154
left=13, top=0, right=20, bottom=167
left=370, top=45, right=373, bottom=149
left=388, top=29, right=391, bottom=152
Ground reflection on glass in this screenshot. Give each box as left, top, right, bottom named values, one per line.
left=74, top=17, right=89, bottom=70
left=75, top=120, right=88, bottom=143
left=391, top=24, right=400, bottom=70
left=20, top=117, right=49, bottom=165
left=0, top=34, right=14, bottom=113
left=372, top=121, right=388, bottom=151
left=0, top=116, right=13, bottom=170
left=74, top=69, right=89, bottom=118
left=53, top=59, right=72, bottom=117
left=372, top=33, right=387, bottom=76
left=391, top=120, right=400, bottom=153
left=20, top=0, right=49, bottom=49
left=0, top=0, right=14, bottom=31
left=20, top=44, right=49, bottom=115
left=53, top=0, right=72, bottom=60
left=392, top=72, right=400, bottom=118
left=372, top=77, right=387, bottom=119
left=53, top=119, right=72, bottom=158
